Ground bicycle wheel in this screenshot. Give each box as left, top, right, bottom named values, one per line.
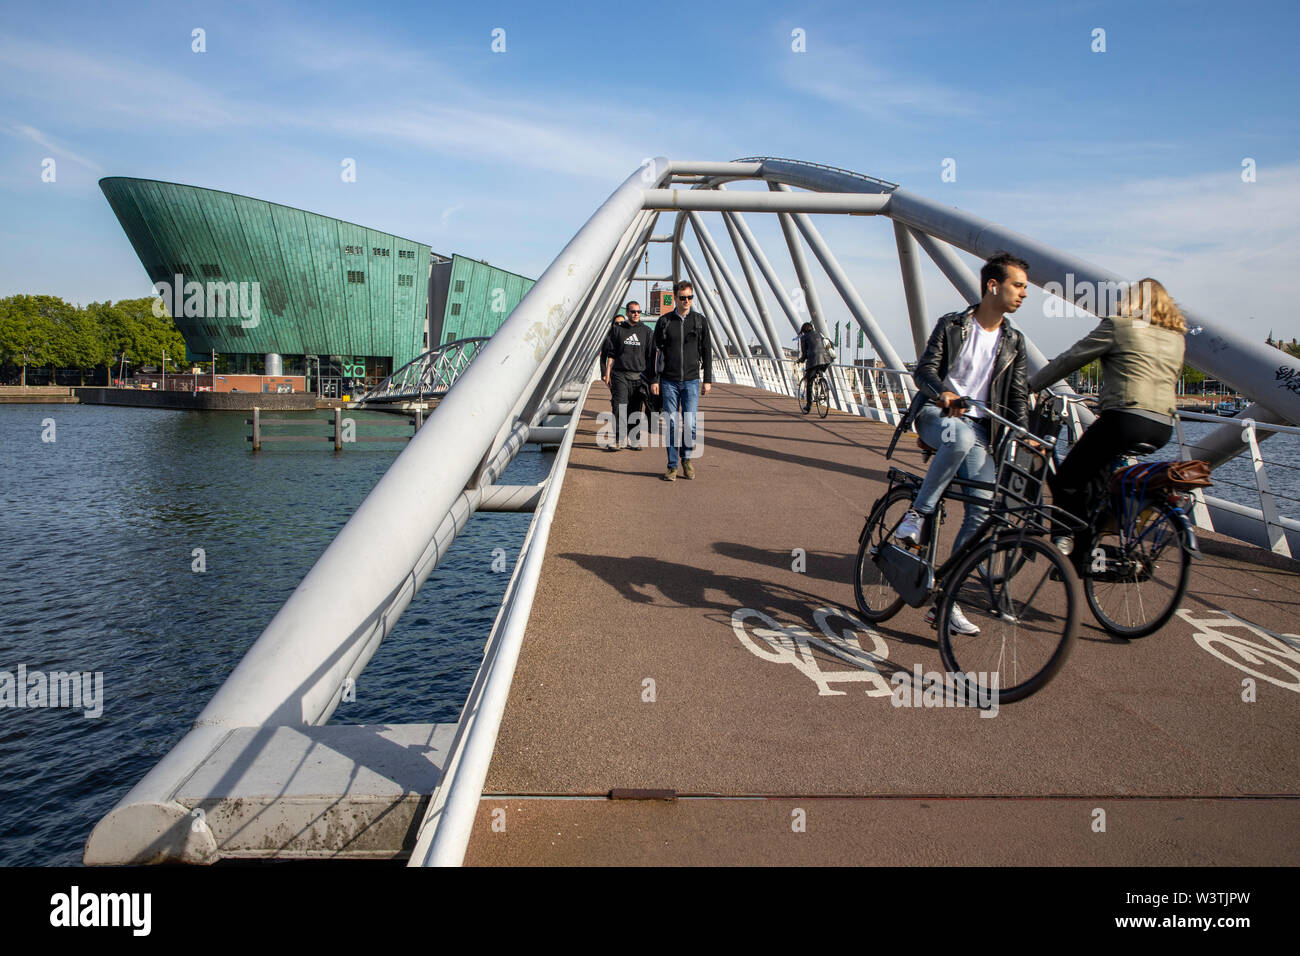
left=853, top=488, right=917, bottom=623
left=814, top=375, right=830, bottom=418
left=1083, top=498, right=1191, bottom=638
left=937, top=534, right=1079, bottom=703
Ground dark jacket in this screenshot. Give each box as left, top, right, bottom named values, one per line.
left=798, top=329, right=833, bottom=367
left=650, top=310, right=714, bottom=384
left=601, top=320, right=654, bottom=375
left=911, top=305, right=1028, bottom=448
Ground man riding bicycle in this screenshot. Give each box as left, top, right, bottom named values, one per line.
left=797, top=322, right=833, bottom=412
left=892, top=252, right=1032, bottom=635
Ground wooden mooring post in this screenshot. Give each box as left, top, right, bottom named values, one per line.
left=246, top=406, right=424, bottom=452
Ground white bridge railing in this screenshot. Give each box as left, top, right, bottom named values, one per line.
left=715, top=353, right=1300, bottom=558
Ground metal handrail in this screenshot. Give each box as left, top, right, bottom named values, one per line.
left=84, top=157, right=676, bottom=865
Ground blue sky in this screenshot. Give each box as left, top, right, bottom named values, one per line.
left=2, top=0, right=1298, bottom=357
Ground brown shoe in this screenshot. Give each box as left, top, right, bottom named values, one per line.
left=682, top=460, right=695, bottom=479
left=662, top=467, right=677, bottom=482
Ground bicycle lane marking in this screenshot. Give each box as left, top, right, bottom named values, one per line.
left=730, top=606, right=894, bottom=697
left=1175, top=607, right=1300, bottom=693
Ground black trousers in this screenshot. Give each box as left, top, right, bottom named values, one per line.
left=805, top=363, right=829, bottom=406
left=1050, top=410, right=1172, bottom=535
left=610, top=370, right=648, bottom=444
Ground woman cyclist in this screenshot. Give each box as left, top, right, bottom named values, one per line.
left=1028, top=277, right=1187, bottom=555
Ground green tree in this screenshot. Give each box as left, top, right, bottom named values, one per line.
left=0, top=295, right=61, bottom=384
left=93, top=297, right=187, bottom=375
left=1181, top=364, right=1206, bottom=390
left=0, top=293, right=188, bottom=385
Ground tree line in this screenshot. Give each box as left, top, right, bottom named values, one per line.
left=0, top=295, right=187, bottom=385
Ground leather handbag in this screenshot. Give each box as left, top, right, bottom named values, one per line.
left=1109, top=460, right=1213, bottom=495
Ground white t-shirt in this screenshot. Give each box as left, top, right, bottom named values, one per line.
left=943, top=322, right=1002, bottom=418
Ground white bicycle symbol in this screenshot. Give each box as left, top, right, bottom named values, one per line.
left=1177, top=608, right=1300, bottom=692
left=730, top=605, right=894, bottom=697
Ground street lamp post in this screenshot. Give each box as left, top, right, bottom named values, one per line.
left=161, top=349, right=166, bottom=391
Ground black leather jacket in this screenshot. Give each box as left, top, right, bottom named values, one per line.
left=912, top=305, right=1028, bottom=448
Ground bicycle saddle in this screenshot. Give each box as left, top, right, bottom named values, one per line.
left=1129, top=442, right=1158, bottom=456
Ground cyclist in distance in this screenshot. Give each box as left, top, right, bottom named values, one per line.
left=1028, top=277, right=1187, bottom=557
left=894, top=252, right=1032, bottom=635
left=798, top=321, right=833, bottom=411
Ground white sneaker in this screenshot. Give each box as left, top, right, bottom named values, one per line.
left=927, top=603, right=981, bottom=635
left=895, top=509, right=926, bottom=545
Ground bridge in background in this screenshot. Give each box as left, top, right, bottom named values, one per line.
left=355, top=336, right=491, bottom=405
left=84, top=158, right=1300, bottom=866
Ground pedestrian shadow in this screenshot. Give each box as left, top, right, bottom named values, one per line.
left=711, top=541, right=856, bottom=585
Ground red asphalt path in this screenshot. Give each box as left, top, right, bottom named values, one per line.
left=464, top=383, right=1300, bottom=865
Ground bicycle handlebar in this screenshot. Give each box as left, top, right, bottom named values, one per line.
left=952, top=396, right=1059, bottom=449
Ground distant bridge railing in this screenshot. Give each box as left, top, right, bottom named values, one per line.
left=715, top=352, right=1300, bottom=557
left=356, top=337, right=491, bottom=405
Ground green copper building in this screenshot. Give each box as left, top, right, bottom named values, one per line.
left=100, top=177, right=533, bottom=394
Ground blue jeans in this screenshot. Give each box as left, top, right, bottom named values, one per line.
left=911, top=403, right=995, bottom=551
left=660, top=378, right=700, bottom=470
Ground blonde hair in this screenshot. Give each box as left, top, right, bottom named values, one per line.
left=1118, top=277, right=1186, bottom=333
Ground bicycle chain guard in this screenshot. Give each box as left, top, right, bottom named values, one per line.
left=875, top=542, right=933, bottom=607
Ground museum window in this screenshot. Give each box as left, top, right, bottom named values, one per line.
left=347, top=270, right=365, bottom=284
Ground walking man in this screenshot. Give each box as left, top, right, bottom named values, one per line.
left=600, top=302, right=653, bottom=449
left=649, top=280, right=713, bottom=480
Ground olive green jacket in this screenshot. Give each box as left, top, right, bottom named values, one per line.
left=1028, top=317, right=1185, bottom=417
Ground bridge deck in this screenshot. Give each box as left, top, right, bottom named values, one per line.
left=464, top=383, right=1300, bottom=865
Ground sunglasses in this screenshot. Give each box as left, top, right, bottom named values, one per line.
left=679, top=295, right=693, bottom=301
left=627, top=309, right=640, bottom=314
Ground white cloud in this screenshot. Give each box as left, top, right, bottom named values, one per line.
left=775, top=40, right=983, bottom=124
left=951, top=163, right=1300, bottom=346
left=3, top=124, right=102, bottom=172
left=439, top=204, right=463, bottom=229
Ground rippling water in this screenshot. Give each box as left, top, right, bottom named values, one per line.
left=0, top=404, right=549, bottom=866
left=1172, top=420, right=1300, bottom=522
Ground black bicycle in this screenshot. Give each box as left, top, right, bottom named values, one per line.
left=853, top=398, right=1082, bottom=703
left=1041, top=391, right=1199, bottom=638
left=798, top=363, right=830, bottom=418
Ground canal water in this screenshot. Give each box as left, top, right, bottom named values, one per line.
left=0, top=404, right=547, bottom=866
left=1, top=404, right=1296, bottom=866
left=1171, top=419, right=1300, bottom=523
